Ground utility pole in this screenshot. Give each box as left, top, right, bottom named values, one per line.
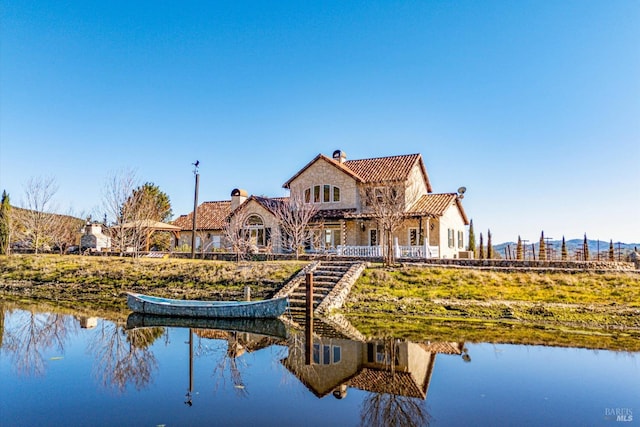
left=191, top=161, right=200, bottom=259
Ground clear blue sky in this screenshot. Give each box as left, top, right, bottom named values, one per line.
left=1, top=0, right=639, bottom=244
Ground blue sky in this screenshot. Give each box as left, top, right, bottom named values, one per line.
left=1, top=0, right=639, bottom=244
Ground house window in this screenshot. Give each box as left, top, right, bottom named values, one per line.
left=409, top=228, right=418, bottom=246
left=369, top=229, right=378, bottom=246
left=333, top=346, right=341, bottom=363
left=323, top=185, right=330, bottom=203
left=448, top=229, right=454, bottom=248
left=246, top=215, right=267, bottom=246
left=458, top=231, right=464, bottom=248
left=313, top=185, right=321, bottom=203
left=324, top=229, right=341, bottom=249
left=323, top=345, right=331, bottom=365
left=304, top=188, right=311, bottom=203
left=333, top=187, right=340, bottom=202
left=365, top=188, right=373, bottom=206
left=375, top=187, right=384, bottom=204
left=367, top=343, right=399, bottom=366
left=313, top=343, right=342, bottom=364
left=211, top=236, right=221, bottom=249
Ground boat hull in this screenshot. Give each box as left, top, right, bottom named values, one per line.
left=126, top=313, right=288, bottom=339
left=126, top=293, right=289, bottom=319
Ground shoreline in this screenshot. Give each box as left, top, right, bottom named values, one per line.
left=1, top=255, right=639, bottom=350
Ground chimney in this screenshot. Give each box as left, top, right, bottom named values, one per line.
left=332, top=149, right=347, bottom=163
left=230, top=188, right=248, bottom=210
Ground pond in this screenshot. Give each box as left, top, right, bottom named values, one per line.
left=0, top=303, right=637, bottom=426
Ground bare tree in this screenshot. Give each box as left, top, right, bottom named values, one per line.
left=102, top=168, right=140, bottom=254
left=223, top=208, right=252, bottom=263
left=2, top=310, right=75, bottom=377
left=273, top=193, right=318, bottom=259
left=102, top=174, right=173, bottom=256
left=87, top=321, right=160, bottom=392
left=20, top=176, right=59, bottom=253
left=49, top=211, right=84, bottom=254
left=361, top=184, right=407, bottom=266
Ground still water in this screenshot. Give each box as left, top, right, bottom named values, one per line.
left=0, top=305, right=637, bottom=427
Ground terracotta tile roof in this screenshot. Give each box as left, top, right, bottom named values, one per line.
left=409, top=193, right=469, bottom=225
left=314, top=208, right=357, bottom=220
left=172, top=200, right=232, bottom=231
left=419, top=342, right=463, bottom=355
left=343, top=154, right=422, bottom=183
left=283, top=153, right=433, bottom=192
left=347, top=368, right=425, bottom=399
left=250, top=196, right=288, bottom=215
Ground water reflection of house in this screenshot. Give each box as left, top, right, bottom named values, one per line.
left=282, top=319, right=464, bottom=400
left=75, top=316, right=98, bottom=329
left=194, top=329, right=283, bottom=357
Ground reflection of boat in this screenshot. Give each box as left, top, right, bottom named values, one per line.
left=126, top=293, right=289, bottom=319
left=125, top=313, right=288, bottom=339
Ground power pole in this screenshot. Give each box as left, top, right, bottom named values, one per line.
left=191, top=161, right=200, bottom=259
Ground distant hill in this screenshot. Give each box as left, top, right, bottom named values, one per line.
left=492, top=239, right=639, bottom=261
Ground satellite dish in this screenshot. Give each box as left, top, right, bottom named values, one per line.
left=457, top=186, right=467, bottom=195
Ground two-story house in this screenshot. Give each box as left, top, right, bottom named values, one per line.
left=174, top=149, right=469, bottom=258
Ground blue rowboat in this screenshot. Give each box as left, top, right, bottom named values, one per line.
left=126, top=292, right=289, bottom=319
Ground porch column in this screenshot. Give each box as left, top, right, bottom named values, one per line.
left=425, top=217, right=430, bottom=247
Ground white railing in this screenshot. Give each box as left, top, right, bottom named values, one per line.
left=396, top=245, right=440, bottom=258
left=337, top=244, right=439, bottom=258
left=337, top=245, right=383, bottom=257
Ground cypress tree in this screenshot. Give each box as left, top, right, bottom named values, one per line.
left=583, top=233, right=590, bottom=261
left=561, top=236, right=568, bottom=260
left=487, top=229, right=493, bottom=259
left=479, top=233, right=484, bottom=259
left=468, top=219, right=476, bottom=256
left=538, top=231, right=546, bottom=261
left=516, top=235, right=523, bottom=260
left=609, top=240, right=614, bottom=261
left=0, top=191, right=10, bottom=255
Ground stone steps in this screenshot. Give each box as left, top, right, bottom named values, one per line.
left=286, top=261, right=357, bottom=311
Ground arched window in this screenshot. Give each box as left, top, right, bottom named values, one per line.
left=245, top=215, right=267, bottom=246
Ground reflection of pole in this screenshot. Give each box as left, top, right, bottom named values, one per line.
left=191, top=165, right=200, bottom=259
left=305, top=272, right=314, bottom=366
left=185, top=328, right=194, bottom=406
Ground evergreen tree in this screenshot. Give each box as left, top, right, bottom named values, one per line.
left=487, top=229, right=493, bottom=259
left=583, top=233, right=590, bottom=261
left=479, top=233, right=484, bottom=259
left=468, top=219, right=476, bottom=255
left=538, top=231, right=546, bottom=261
left=0, top=190, right=11, bottom=255
left=609, top=240, right=614, bottom=261
left=516, top=235, right=523, bottom=260
left=561, top=236, right=568, bottom=260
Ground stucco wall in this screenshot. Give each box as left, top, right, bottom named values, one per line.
left=405, top=163, right=429, bottom=208
left=437, top=202, right=467, bottom=258
left=289, top=159, right=359, bottom=210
